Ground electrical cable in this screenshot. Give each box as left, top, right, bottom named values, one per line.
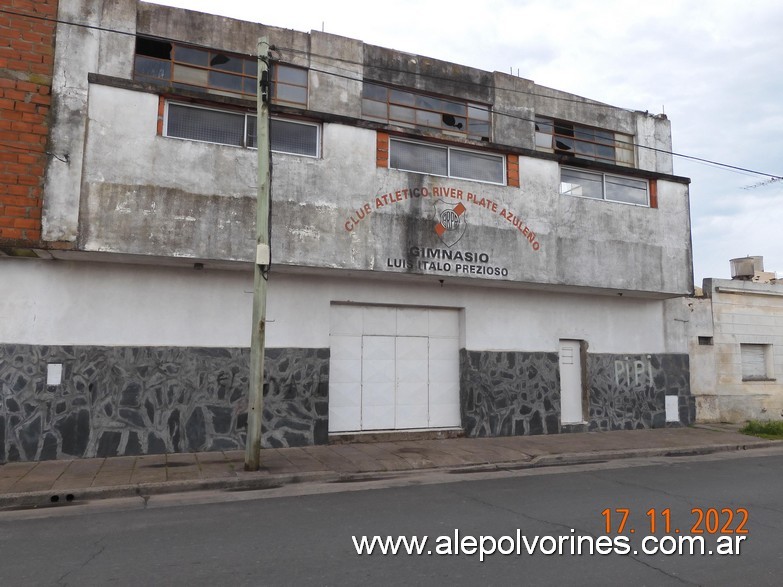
left=2, top=6, right=782, bottom=181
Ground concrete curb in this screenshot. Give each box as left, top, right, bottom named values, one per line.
left=2, top=440, right=779, bottom=511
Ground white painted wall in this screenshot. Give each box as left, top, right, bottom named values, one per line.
left=0, top=258, right=253, bottom=347
left=1, top=258, right=675, bottom=353
left=267, top=273, right=671, bottom=354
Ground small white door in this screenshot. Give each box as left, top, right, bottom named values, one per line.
left=559, top=340, right=584, bottom=424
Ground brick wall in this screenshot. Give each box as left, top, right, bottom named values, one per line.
left=0, top=0, right=57, bottom=246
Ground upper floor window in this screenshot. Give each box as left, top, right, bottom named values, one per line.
left=363, top=83, right=491, bottom=141
left=135, top=38, right=309, bottom=107
left=272, top=65, right=308, bottom=107
left=390, top=138, right=504, bottom=184
left=135, top=37, right=257, bottom=100
left=164, top=102, right=319, bottom=157
left=560, top=167, right=648, bottom=206
left=536, top=116, right=634, bottom=167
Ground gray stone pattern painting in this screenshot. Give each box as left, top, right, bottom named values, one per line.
left=460, top=350, right=692, bottom=437
left=460, top=350, right=562, bottom=437
left=588, top=353, right=693, bottom=431
left=0, top=345, right=328, bottom=462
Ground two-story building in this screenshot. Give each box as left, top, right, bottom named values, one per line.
left=0, top=0, right=694, bottom=461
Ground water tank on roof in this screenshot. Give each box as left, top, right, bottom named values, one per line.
left=730, top=256, right=764, bottom=280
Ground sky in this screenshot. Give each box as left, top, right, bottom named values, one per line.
left=149, top=0, right=783, bottom=285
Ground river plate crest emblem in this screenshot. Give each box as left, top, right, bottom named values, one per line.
left=433, top=201, right=467, bottom=247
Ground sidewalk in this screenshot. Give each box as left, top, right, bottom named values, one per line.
left=1, top=425, right=779, bottom=510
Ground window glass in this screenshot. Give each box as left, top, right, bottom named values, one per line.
left=210, top=53, right=243, bottom=73
left=605, top=175, right=648, bottom=205
left=135, top=56, right=170, bottom=80
left=389, top=139, right=504, bottom=184
left=537, top=115, right=633, bottom=167
left=363, top=83, right=387, bottom=101
left=172, top=63, right=209, bottom=86
left=209, top=71, right=244, bottom=92
left=275, top=84, right=308, bottom=106
left=442, top=100, right=466, bottom=116
left=416, top=109, right=442, bottom=128
left=389, top=89, right=415, bottom=106
left=469, top=105, right=491, bottom=121
left=390, top=139, right=448, bottom=176
left=560, top=168, right=603, bottom=199
left=362, top=99, right=388, bottom=120
left=134, top=37, right=263, bottom=100
left=174, top=46, right=209, bottom=66
left=390, top=105, right=416, bottom=124
left=247, top=116, right=257, bottom=148
left=243, top=77, right=258, bottom=95
left=166, top=104, right=244, bottom=146
left=415, top=95, right=441, bottom=111
left=244, top=59, right=258, bottom=77
left=270, top=119, right=319, bottom=157
left=363, top=84, right=491, bottom=140
left=450, top=149, right=504, bottom=183
left=275, top=65, right=308, bottom=86
left=535, top=131, right=552, bottom=149
left=561, top=167, right=649, bottom=206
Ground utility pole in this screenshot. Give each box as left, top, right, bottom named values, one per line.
left=245, top=37, right=270, bottom=471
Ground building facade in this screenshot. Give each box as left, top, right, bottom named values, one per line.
left=690, top=258, right=783, bottom=423
left=0, top=0, right=694, bottom=462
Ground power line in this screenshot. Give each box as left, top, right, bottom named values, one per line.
left=3, top=6, right=782, bottom=181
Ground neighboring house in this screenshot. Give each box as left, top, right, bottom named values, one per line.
left=0, top=0, right=694, bottom=462
left=690, top=257, right=783, bottom=423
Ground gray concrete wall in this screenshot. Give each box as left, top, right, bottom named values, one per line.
left=76, top=82, right=691, bottom=295
left=42, top=0, right=691, bottom=297
left=691, top=279, right=783, bottom=422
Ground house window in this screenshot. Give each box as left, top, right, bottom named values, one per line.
left=135, top=37, right=258, bottom=100
left=166, top=103, right=248, bottom=146
left=165, top=102, right=319, bottom=156
left=560, top=167, right=648, bottom=206
left=271, top=65, right=308, bottom=107
left=135, top=37, right=309, bottom=108
left=390, top=138, right=504, bottom=184
left=363, top=83, right=491, bottom=141
left=247, top=117, right=320, bottom=157
left=536, top=116, right=634, bottom=167
left=741, top=344, right=774, bottom=381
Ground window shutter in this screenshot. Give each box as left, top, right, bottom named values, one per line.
left=741, top=344, right=767, bottom=380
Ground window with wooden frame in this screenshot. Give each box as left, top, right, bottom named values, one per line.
left=536, top=116, right=635, bottom=167
left=363, top=83, right=491, bottom=141
left=134, top=37, right=309, bottom=108
left=135, top=37, right=258, bottom=100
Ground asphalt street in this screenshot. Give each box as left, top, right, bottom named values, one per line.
left=1, top=449, right=782, bottom=586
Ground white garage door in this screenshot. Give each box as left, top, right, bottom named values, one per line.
left=329, top=305, right=461, bottom=433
